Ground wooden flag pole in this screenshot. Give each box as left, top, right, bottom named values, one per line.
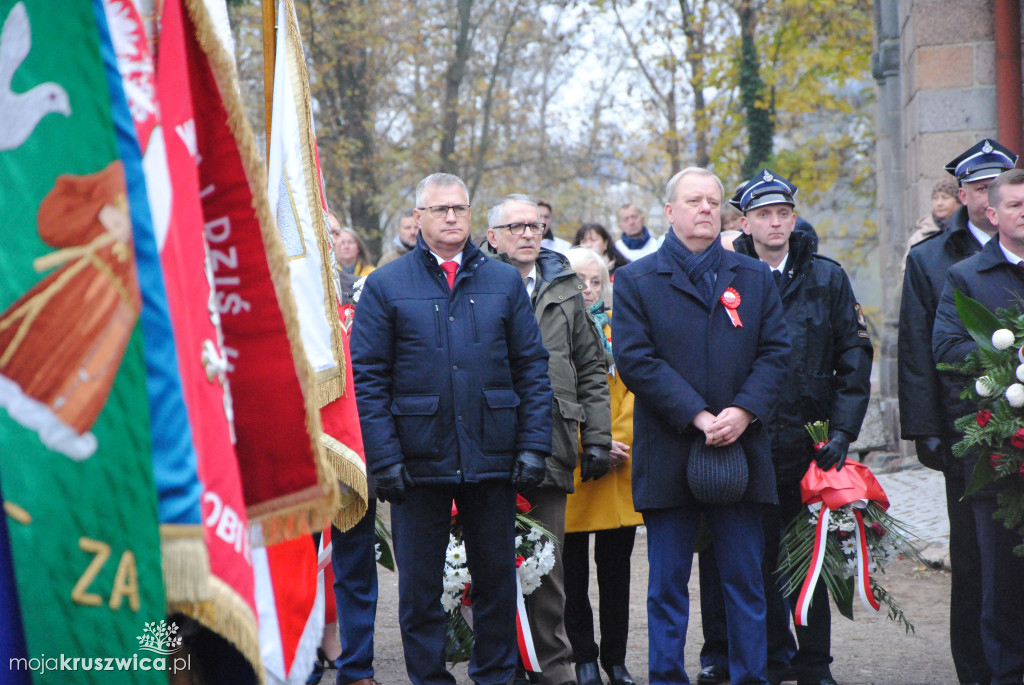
left=262, top=0, right=276, bottom=159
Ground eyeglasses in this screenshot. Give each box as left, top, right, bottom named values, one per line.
left=492, top=222, right=548, bottom=236
left=418, top=204, right=471, bottom=218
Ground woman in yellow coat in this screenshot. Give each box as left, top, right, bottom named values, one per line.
left=563, top=247, right=643, bottom=685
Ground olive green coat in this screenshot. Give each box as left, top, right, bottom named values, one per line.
left=500, top=249, right=612, bottom=492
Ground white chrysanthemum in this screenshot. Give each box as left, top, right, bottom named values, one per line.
left=446, top=541, right=467, bottom=566
left=992, top=328, right=1015, bottom=350
left=527, top=527, right=543, bottom=542
left=842, top=558, right=857, bottom=579
left=441, top=592, right=461, bottom=612
left=535, top=541, right=556, bottom=575
left=515, top=536, right=523, bottom=548
left=976, top=377, right=996, bottom=397
left=1007, top=383, right=1024, bottom=407
left=1016, top=364, right=1024, bottom=382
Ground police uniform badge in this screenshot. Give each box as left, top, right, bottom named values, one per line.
left=855, top=303, right=870, bottom=339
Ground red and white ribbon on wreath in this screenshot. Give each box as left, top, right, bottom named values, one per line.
left=457, top=575, right=542, bottom=672
left=852, top=507, right=880, bottom=614
left=516, top=573, right=542, bottom=672
left=794, top=502, right=831, bottom=626
left=793, top=501, right=879, bottom=626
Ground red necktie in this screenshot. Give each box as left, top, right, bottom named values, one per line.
left=441, top=261, right=458, bottom=290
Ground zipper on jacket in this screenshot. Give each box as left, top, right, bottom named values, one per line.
left=468, top=298, right=479, bottom=342
left=434, top=304, right=442, bottom=347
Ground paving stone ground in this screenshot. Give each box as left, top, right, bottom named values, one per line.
left=875, top=465, right=951, bottom=569
left=316, top=465, right=961, bottom=685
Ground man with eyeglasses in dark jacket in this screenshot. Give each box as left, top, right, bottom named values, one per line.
left=352, top=174, right=553, bottom=685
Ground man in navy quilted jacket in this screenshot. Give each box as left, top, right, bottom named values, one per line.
left=351, top=173, right=553, bottom=685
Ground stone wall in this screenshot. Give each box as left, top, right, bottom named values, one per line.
left=872, top=0, right=1018, bottom=456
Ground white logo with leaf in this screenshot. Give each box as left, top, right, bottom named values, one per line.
left=136, top=620, right=183, bottom=655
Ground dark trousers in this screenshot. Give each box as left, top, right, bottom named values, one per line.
left=645, top=504, right=768, bottom=685
left=563, top=526, right=637, bottom=668
left=391, top=481, right=517, bottom=685
left=700, top=487, right=824, bottom=682
left=972, top=497, right=1024, bottom=684
left=330, top=497, right=378, bottom=684
left=944, top=471, right=990, bottom=684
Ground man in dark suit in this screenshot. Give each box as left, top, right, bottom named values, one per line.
left=351, top=173, right=553, bottom=685
left=933, top=168, right=1024, bottom=685
left=899, top=138, right=1017, bottom=685
left=613, top=167, right=790, bottom=685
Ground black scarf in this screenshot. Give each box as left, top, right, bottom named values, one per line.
left=663, top=229, right=722, bottom=307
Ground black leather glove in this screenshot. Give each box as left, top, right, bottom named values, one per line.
left=815, top=431, right=850, bottom=471
left=511, top=450, right=547, bottom=491
left=581, top=445, right=612, bottom=481
left=373, top=463, right=413, bottom=503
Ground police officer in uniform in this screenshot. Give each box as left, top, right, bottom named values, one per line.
left=698, top=170, right=873, bottom=685
left=933, top=168, right=1024, bottom=685
left=898, top=139, right=1018, bottom=685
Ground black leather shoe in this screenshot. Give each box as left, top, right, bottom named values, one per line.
left=604, top=664, right=634, bottom=685
left=696, top=665, right=729, bottom=684
left=769, top=665, right=797, bottom=684
left=797, top=678, right=839, bottom=685
left=575, top=662, right=603, bottom=685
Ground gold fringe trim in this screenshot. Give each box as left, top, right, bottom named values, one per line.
left=179, top=576, right=264, bottom=685
left=160, top=525, right=211, bottom=604
left=321, top=434, right=368, bottom=531
left=248, top=506, right=333, bottom=548
left=186, top=0, right=341, bottom=543
left=283, top=0, right=347, bottom=399
left=316, top=373, right=343, bottom=408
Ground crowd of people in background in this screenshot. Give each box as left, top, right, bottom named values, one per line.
left=312, top=137, right=1024, bottom=685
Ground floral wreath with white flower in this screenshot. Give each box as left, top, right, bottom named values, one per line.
left=776, top=421, right=926, bottom=633
left=444, top=494, right=556, bottom=664
left=940, top=292, right=1024, bottom=555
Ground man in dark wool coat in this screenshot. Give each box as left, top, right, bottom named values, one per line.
left=933, top=168, right=1024, bottom=685
left=898, top=138, right=1017, bottom=685
left=612, top=167, right=790, bottom=685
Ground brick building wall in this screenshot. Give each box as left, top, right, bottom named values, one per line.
left=873, top=0, right=1019, bottom=456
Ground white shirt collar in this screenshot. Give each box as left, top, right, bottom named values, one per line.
left=761, top=250, right=790, bottom=274
left=999, top=240, right=1024, bottom=265
left=523, top=264, right=538, bottom=297
left=429, top=250, right=463, bottom=267
left=967, top=220, right=992, bottom=247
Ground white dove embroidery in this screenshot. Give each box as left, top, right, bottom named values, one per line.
left=0, top=2, right=71, bottom=152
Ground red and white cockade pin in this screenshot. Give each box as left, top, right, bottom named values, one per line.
left=720, top=287, right=742, bottom=327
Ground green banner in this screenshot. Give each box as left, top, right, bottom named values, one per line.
left=0, top=1, right=167, bottom=681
